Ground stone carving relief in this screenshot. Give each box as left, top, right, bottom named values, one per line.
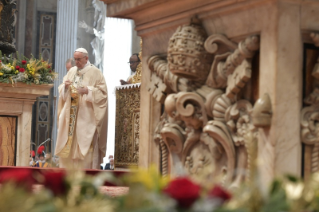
left=148, top=17, right=272, bottom=186
left=301, top=35, right=319, bottom=174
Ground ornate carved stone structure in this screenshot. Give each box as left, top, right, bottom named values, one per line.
left=147, top=20, right=263, bottom=186
left=301, top=35, right=319, bottom=179
left=104, top=0, right=315, bottom=191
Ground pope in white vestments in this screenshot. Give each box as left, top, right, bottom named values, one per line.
left=55, top=48, right=108, bottom=169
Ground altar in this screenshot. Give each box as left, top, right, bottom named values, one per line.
left=0, top=82, right=53, bottom=166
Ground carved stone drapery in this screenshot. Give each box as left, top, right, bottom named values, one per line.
left=149, top=18, right=263, bottom=186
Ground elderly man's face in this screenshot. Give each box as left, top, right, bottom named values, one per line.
left=129, top=55, right=140, bottom=73
left=74, top=51, right=88, bottom=69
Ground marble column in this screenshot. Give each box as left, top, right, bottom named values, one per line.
left=52, top=0, right=79, bottom=155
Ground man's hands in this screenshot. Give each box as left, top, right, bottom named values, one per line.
left=65, top=79, right=88, bottom=94
left=120, top=79, right=128, bottom=85
left=65, top=79, right=72, bottom=89
left=77, top=86, right=89, bottom=95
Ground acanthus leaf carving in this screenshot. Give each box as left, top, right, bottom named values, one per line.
left=161, top=123, right=186, bottom=154
left=203, top=120, right=236, bottom=184
left=204, top=34, right=237, bottom=55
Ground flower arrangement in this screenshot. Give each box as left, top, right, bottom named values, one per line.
left=0, top=52, right=57, bottom=85
left=2, top=166, right=319, bottom=212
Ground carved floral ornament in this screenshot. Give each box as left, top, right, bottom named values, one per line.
left=148, top=18, right=272, bottom=186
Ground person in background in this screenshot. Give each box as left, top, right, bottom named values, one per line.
left=104, top=158, right=114, bottom=170
left=100, top=154, right=114, bottom=170
left=36, top=153, right=50, bottom=168
left=120, top=53, right=140, bottom=85
left=29, top=150, right=36, bottom=167
left=65, top=58, right=75, bottom=71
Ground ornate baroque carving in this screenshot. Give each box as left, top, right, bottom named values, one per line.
left=148, top=18, right=261, bottom=187
left=301, top=40, right=319, bottom=175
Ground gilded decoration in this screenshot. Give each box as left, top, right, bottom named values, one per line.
left=114, top=84, right=140, bottom=168
left=148, top=17, right=270, bottom=186
left=131, top=39, right=142, bottom=84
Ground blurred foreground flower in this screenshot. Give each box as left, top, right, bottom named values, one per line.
left=163, top=177, right=201, bottom=209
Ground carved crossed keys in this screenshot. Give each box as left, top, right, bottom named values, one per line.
left=148, top=19, right=272, bottom=185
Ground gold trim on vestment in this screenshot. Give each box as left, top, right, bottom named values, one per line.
left=59, top=85, right=79, bottom=158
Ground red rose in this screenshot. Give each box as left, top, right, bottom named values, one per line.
left=49, top=70, right=52, bottom=73
left=208, top=185, right=232, bottom=203
left=21, top=60, right=27, bottom=65
left=19, top=68, right=25, bottom=72
left=0, top=169, right=35, bottom=191
left=47, top=65, right=51, bottom=68
left=15, top=65, right=20, bottom=70
left=42, top=171, right=68, bottom=196
left=163, top=177, right=201, bottom=208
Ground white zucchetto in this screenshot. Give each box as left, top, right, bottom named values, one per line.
left=75, top=48, right=88, bottom=54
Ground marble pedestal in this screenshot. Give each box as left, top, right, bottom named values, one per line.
left=0, top=82, right=53, bottom=166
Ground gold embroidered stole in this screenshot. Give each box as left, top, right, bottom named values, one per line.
left=58, top=84, right=80, bottom=158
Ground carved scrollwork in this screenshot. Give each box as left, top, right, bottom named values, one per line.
left=225, top=100, right=254, bottom=146
left=165, top=92, right=208, bottom=130
left=202, top=120, right=236, bottom=184
left=301, top=43, right=319, bottom=174
left=301, top=105, right=319, bottom=173
left=175, top=92, right=208, bottom=129
left=147, top=18, right=261, bottom=185
left=301, top=106, right=319, bottom=145
left=161, top=123, right=186, bottom=154
left=204, top=34, right=237, bottom=55
left=183, top=132, right=223, bottom=181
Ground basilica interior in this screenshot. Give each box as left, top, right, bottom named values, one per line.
left=1, top=0, right=319, bottom=211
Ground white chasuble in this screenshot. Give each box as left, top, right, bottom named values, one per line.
left=55, top=64, right=108, bottom=169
